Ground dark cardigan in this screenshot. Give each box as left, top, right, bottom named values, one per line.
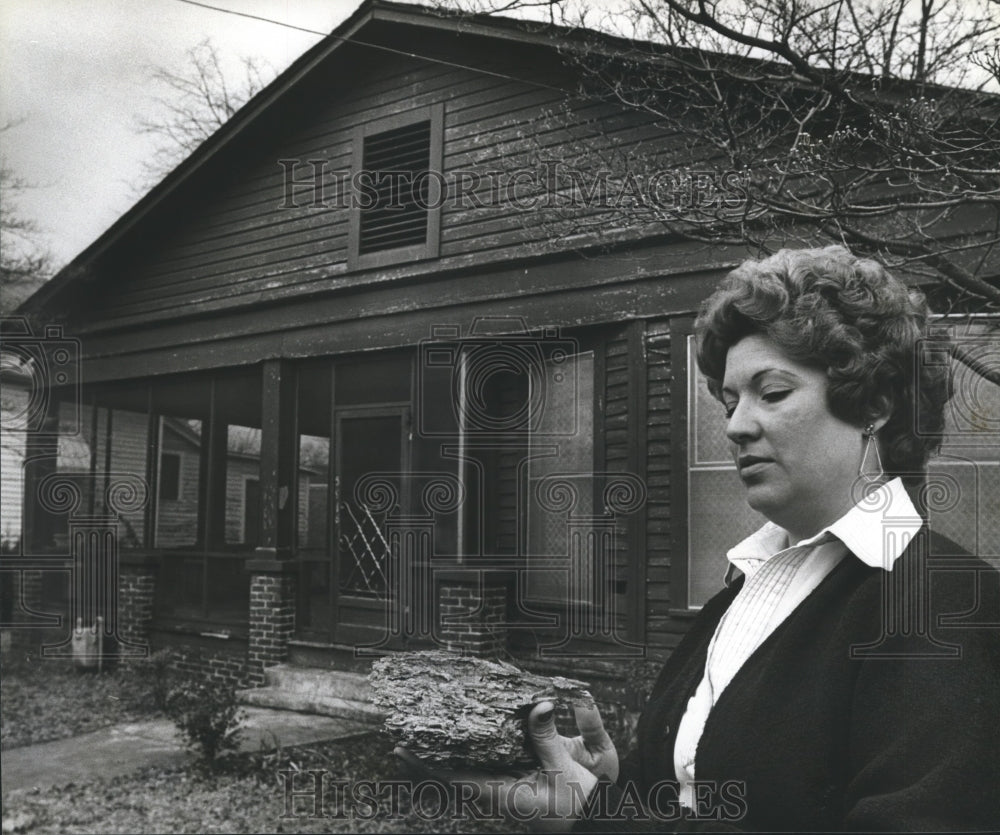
left=576, top=528, right=1000, bottom=832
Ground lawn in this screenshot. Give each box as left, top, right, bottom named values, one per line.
left=2, top=735, right=526, bottom=834
left=1, top=653, right=152, bottom=750
left=0, top=651, right=528, bottom=834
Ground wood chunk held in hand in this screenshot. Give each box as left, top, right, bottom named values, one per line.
left=369, top=650, right=594, bottom=769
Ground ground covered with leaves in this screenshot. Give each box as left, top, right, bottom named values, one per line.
left=2, top=733, right=526, bottom=834
left=1, top=655, right=157, bottom=750
left=0, top=654, right=527, bottom=834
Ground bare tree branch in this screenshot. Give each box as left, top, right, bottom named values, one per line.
left=134, top=39, right=274, bottom=188
left=442, top=0, right=1000, bottom=318
left=1, top=121, right=53, bottom=314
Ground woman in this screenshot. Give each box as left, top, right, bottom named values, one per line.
left=399, top=246, right=1000, bottom=831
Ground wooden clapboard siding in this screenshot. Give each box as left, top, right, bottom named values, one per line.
left=76, top=235, right=738, bottom=356
left=71, top=241, right=739, bottom=386
left=0, top=389, right=89, bottom=547
left=85, top=234, right=728, bottom=354
left=223, top=457, right=259, bottom=546
left=296, top=472, right=312, bottom=548
left=0, top=386, right=28, bottom=546
left=61, top=31, right=692, bottom=337
left=0, top=441, right=24, bottom=546
left=156, top=426, right=202, bottom=549
left=102, top=408, right=149, bottom=548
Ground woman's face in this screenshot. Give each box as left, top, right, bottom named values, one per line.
left=721, top=333, right=868, bottom=542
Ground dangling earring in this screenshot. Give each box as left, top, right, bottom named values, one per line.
left=859, top=423, right=884, bottom=483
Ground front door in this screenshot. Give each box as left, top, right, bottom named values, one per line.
left=331, top=407, right=410, bottom=646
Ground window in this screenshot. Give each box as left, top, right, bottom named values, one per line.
left=672, top=320, right=766, bottom=610
left=224, top=425, right=261, bottom=548
left=153, top=370, right=255, bottom=626
left=415, top=328, right=606, bottom=647
left=295, top=360, right=332, bottom=636
left=672, top=315, right=1000, bottom=609
left=525, top=351, right=596, bottom=605
left=159, top=452, right=181, bottom=501
left=90, top=387, right=152, bottom=551
left=926, top=318, right=1000, bottom=558
left=348, top=104, right=443, bottom=270
left=152, top=378, right=208, bottom=551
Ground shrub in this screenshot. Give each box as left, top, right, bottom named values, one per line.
left=120, top=648, right=177, bottom=713
left=164, top=677, right=245, bottom=764
left=606, top=657, right=666, bottom=754
left=624, top=657, right=663, bottom=711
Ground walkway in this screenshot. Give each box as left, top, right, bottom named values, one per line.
left=1, top=707, right=370, bottom=794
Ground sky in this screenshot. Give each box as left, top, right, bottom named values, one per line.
left=0, top=0, right=366, bottom=270
left=2, top=0, right=996, bottom=275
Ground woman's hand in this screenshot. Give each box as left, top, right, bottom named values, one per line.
left=521, top=699, right=617, bottom=829
left=394, top=700, right=618, bottom=832
left=543, top=700, right=619, bottom=782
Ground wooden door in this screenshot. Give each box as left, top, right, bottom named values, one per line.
left=331, top=407, right=409, bottom=645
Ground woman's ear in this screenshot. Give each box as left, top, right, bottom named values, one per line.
left=868, top=394, right=894, bottom=432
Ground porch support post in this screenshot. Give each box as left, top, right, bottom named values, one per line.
left=257, top=359, right=297, bottom=559
left=118, top=553, right=160, bottom=657
left=436, top=569, right=508, bottom=658
left=246, top=359, right=297, bottom=685
left=245, top=566, right=296, bottom=686
left=15, top=395, right=60, bottom=650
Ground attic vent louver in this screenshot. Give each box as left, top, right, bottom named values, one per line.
left=359, top=120, right=432, bottom=254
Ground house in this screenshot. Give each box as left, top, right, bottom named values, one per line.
left=11, top=0, right=999, bottom=697
left=1, top=376, right=320, bottom=627
left=1, top=369, right=31, bottom=553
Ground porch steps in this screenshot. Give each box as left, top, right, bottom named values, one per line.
left=237, top=664, right=385, bottom=726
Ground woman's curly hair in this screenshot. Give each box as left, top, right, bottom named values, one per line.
left=694, top=245, right=952, bottom=476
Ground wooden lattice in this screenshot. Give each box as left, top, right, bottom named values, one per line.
left=338, top=502, right=390, bottom=597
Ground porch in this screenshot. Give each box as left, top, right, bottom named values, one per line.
left=14, top=324, right=650, bottom=689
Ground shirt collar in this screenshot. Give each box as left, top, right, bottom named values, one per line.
left=726, top=477, right=923, bottom=579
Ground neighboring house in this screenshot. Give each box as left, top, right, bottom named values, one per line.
left=3, top=397, right=318, bottom=625
left=1, top=371, right=90, bottom=551
left=1, top=374, right=29, bottom=552
left=14, top=0, right=999, bottom=691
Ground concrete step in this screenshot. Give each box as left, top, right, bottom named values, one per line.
left=263, top=664, right=373, bottom=703
left=237, top=664, right=385, bottom=725
left=238, top=686, right=384, bottom=725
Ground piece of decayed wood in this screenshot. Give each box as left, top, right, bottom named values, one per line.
left=369, top=650, right=594, bottom=769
